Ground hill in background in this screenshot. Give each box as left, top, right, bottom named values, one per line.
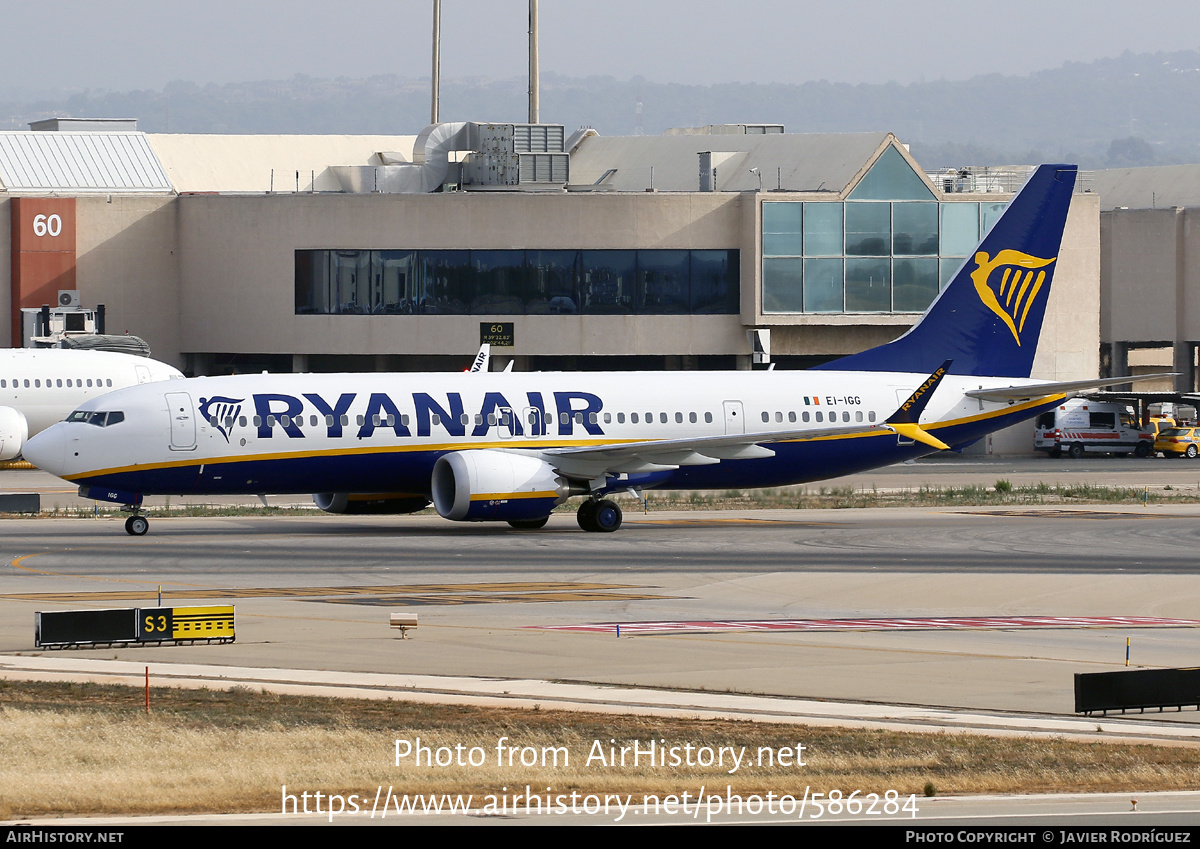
left=4, top=49, right=1198, bottom=170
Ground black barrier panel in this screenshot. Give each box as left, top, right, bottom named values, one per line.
left=1075, top=667, right=1200, bottom=714
left=36, top=609, right=137, bottom=646
left=0, top=493, right=40, bottom=513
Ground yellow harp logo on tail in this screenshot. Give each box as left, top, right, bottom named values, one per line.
left=970, top=250, right=1056, bottom=346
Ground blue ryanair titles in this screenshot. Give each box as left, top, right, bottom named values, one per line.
left=200, top=390, right=607, bottom=442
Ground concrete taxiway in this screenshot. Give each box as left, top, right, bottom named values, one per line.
left=3, top=457, right=1200, bottom=731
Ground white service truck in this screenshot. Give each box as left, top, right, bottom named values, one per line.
left=1033, top=398, right=1153, bottom=458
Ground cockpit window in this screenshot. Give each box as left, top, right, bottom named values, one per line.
left=67, top=410, right=125, bottom=427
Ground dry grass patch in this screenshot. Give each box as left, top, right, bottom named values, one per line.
left=1, top=680, right=1198, bottom=817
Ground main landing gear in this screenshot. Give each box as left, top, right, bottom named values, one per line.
left=577, top=498, right=622, bottom=533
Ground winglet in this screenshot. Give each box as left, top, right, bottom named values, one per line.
left=885, top=359, right=953, bottom=450
left=888, top=359, right=952, bottom=424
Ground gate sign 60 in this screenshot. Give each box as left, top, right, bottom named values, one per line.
left=32, top=213, right=63, bottom=237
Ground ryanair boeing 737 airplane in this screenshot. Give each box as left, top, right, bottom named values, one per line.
left=24, top=165, right=1137, bottom=536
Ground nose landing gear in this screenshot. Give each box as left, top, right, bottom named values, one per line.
left=123, top=511, right=149, bottom=536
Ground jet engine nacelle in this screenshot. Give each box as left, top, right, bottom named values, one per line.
left=432, top=449, right=568, bottom=522
left=312, top=492, right=430, bottom=515
left=0, top=407, right=29, bottom=461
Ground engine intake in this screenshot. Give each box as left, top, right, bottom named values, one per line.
left=432, top=449, right=568, bottom=522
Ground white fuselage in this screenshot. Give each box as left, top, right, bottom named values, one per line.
left=23, top=367, right=1051, bottom=496
left=0, top=349, right=183, bottom=460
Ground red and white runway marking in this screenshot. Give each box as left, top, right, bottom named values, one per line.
left=533, top=616, right=1200, bottom=635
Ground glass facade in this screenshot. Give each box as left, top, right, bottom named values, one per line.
left=761, top=145, right=1009, bottom=314
left=296, top=249, right=739, bottom=316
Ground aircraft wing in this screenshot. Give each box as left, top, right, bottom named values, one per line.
left=539, top=422, right=889, bottom=477
left=538, top=360, right=957, bottom=479
left=963, top=372, right=1179, bottom=401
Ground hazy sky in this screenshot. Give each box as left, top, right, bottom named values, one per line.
left=4, top=0, right=1199, bottom=94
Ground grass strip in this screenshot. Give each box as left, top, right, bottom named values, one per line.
left=1, top=680, right=1197, bottom=817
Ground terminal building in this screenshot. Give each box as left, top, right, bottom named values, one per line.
left=1094, top=164, right=1200, bottom=395
left=1, top=118, right=1102, bottom=452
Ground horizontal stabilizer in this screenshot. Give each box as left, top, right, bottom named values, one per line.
left=885, top=422, right=951, bottom=451
left=964, top=372, right=1179, bottom=401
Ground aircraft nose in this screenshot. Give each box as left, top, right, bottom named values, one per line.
left=23, top=424, right=67, bottom=476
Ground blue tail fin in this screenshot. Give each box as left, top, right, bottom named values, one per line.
left=816, top=164, right=1077, bottom=378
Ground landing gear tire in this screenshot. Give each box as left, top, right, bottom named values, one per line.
left=508, top=516, right=550, bottom=530
left=577, top=500, right=598, bottom=531
left=125, top=515, right=149, bottom=536
left=1068, top=443, right=1085, bottom=459
left=1135, top=442, right=1152, bottom=458
left=592, top=500, right=622, bottom=532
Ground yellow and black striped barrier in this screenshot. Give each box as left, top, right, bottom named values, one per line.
left=35, top=605, right=235, bottom=648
